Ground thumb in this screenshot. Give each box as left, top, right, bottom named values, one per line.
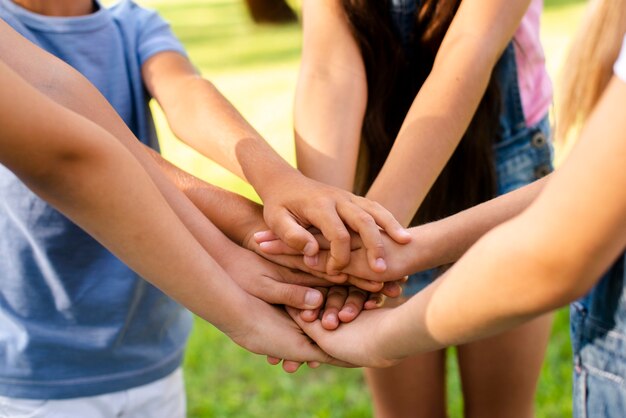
left=258, top=282, right=324, bottom=310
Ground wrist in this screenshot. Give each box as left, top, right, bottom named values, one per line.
left=252, top=163, right=304, bottom=202
left=214, top=289, right=258, bottom=340
left=375, top=307, right=412, bottom=362
left=405, top=222, right=454, bottom=273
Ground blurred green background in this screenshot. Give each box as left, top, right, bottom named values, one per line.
left=141, top=0, right=586, bottom=416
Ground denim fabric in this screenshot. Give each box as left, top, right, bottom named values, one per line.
left=402, top=43, right=554, bottom=296
left=390, top=0, right=418, bottom=47
left=571, top=254, right=626, bottom=417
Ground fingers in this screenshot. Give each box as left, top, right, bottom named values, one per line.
left=299, top=287, right=326, bottom=322
left=287, top=306, right=329, bottom=342
left=255, top=281, right=324, bottom=310
left=266, top=357, right=310, bottom=373
left=380, top=281, right=403, bottom=298
left=255, top=252, right=348, bottom=284
left=282, top=360, right=304, bottom=373
left=313, top=212, right=352, bottom=275
left=254, top=230, right=279, bottom=243
left=255, top=229, right=332, bottom=254
left=337, top=287, right=368, bottom=323
left=279, top=268, right=343, bottom=288
left=267, top=356, right=352, bottom=371
left=336, top=201, right=387, bottom=273
left=352, top=196, right=412, bottom=245
left=364, top=293, right=384, bottom=310
left=299, top=308, right=320, bottom=322
left=258, top=239, right=302, bottom=255
left=346, top=276, right=384, bottom=293
left=264, top=208, right=319, bottom=257
left=266, top=356, right=281, bottom=365
left=320, top=286, right=348, bottom=330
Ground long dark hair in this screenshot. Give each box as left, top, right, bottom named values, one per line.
left=342, top=0, right=500, bottom=225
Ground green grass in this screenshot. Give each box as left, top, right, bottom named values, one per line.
left=140, top=0, right=585, bottom=416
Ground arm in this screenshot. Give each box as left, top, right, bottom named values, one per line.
left=294, top=0, right=367, bottom=190
left=290, top=76, right=626, bottom=367
left=0, top=58, right=338, bottom=366
left=366, top=0, right=532, bottom=225
left=294, top=0, right=532, bottom=226
left=0, top=21, right=332, bottom=309
left=259, top=173, right=550, bottom=281
left=149, top=148, right=372, bottom=287
left=141, top=50, right=410, bottom=275
left=0, top=22, right=343, bottom=367
left=152, top=151, right=400, bottom=331
left=146, top=146, right=266, bottom=247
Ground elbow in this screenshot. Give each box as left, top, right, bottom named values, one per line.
left=23, top=143, right=109, bottom=197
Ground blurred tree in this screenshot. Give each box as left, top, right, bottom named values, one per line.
left=244, top=0, right=297, bottom=23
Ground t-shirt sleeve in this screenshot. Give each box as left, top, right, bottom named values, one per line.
left=131, top=2, right=187, bottom=66
left=613, top=34, right=626, bottom=82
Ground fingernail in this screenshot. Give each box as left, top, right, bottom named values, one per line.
left=303, top=242, right=316, bottom=256
left=375, top=257, right=387, bottom=271
left=304, top=255, right=319, bottom=267
left=342, top=306, right=354, bottom=315
left=305, top=290, right=322, bottom=308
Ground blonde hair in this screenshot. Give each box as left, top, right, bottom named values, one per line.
left=557, top=0, right=626, bottom=143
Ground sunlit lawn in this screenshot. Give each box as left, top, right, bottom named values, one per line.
left=141, top=0, right=586, bottom=416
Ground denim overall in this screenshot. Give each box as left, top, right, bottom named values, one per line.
left=389, top=0, right=555, bottom=295
left=571, top=254, right=626, bottom=417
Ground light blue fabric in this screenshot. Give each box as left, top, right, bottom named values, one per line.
left=569, top=37, right=626, bottom=416
left=571, top=254, right=626, bottom=417
left=0, top=0, right=192, bottom=399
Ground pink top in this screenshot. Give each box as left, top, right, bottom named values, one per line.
left=614, top=34, right=626, bottom=81
left=513, top=0, right=552, bottom=126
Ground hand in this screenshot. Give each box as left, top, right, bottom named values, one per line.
left=259, top=171, right=411, bottom=275
left=299, top=285, right=395, bottom=330
left=221, top=245, right=341, bottom=310
left=242, top=224, right=351, bottom=286
left=244, top=227, right=405, bottom=301
left=256, top=228, right=417, bottom=283
left=228, top=295, right=355, bottom=372
left=285, top=306, right=402, bottom=368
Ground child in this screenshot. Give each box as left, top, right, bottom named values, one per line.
left=0, top=1, right=397, bottom=413
left=0, top=21, right=348, bottom=417
left=288, top=1, right=626, bottom=416
left=292, top=0, right=553, bottom=415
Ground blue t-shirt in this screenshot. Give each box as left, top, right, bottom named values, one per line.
left=0, top=0, right=192, bottom=399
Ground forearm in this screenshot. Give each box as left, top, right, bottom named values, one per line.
left=294, top=63, right=366, bottom=190
left=366, top=40, right=498, bottom=225
left=384, top=88, right=626, bottom=358
left=157, top=69, right=301, bottom=199
left=385, top=217, right=579, bottom=358
left=0, top=60, right=250, bottom=332
left=406, top=176, right=550, bottom=271
left=148, top=147, right=266, bottom=246
left=366, top=0, right=530, bottom=225
left=295, top=0, right=367, bottom=190
left=0, top=25, right=245, bottom=265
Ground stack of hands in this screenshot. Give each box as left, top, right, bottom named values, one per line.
left=218, top=178, right=421, bottom=372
